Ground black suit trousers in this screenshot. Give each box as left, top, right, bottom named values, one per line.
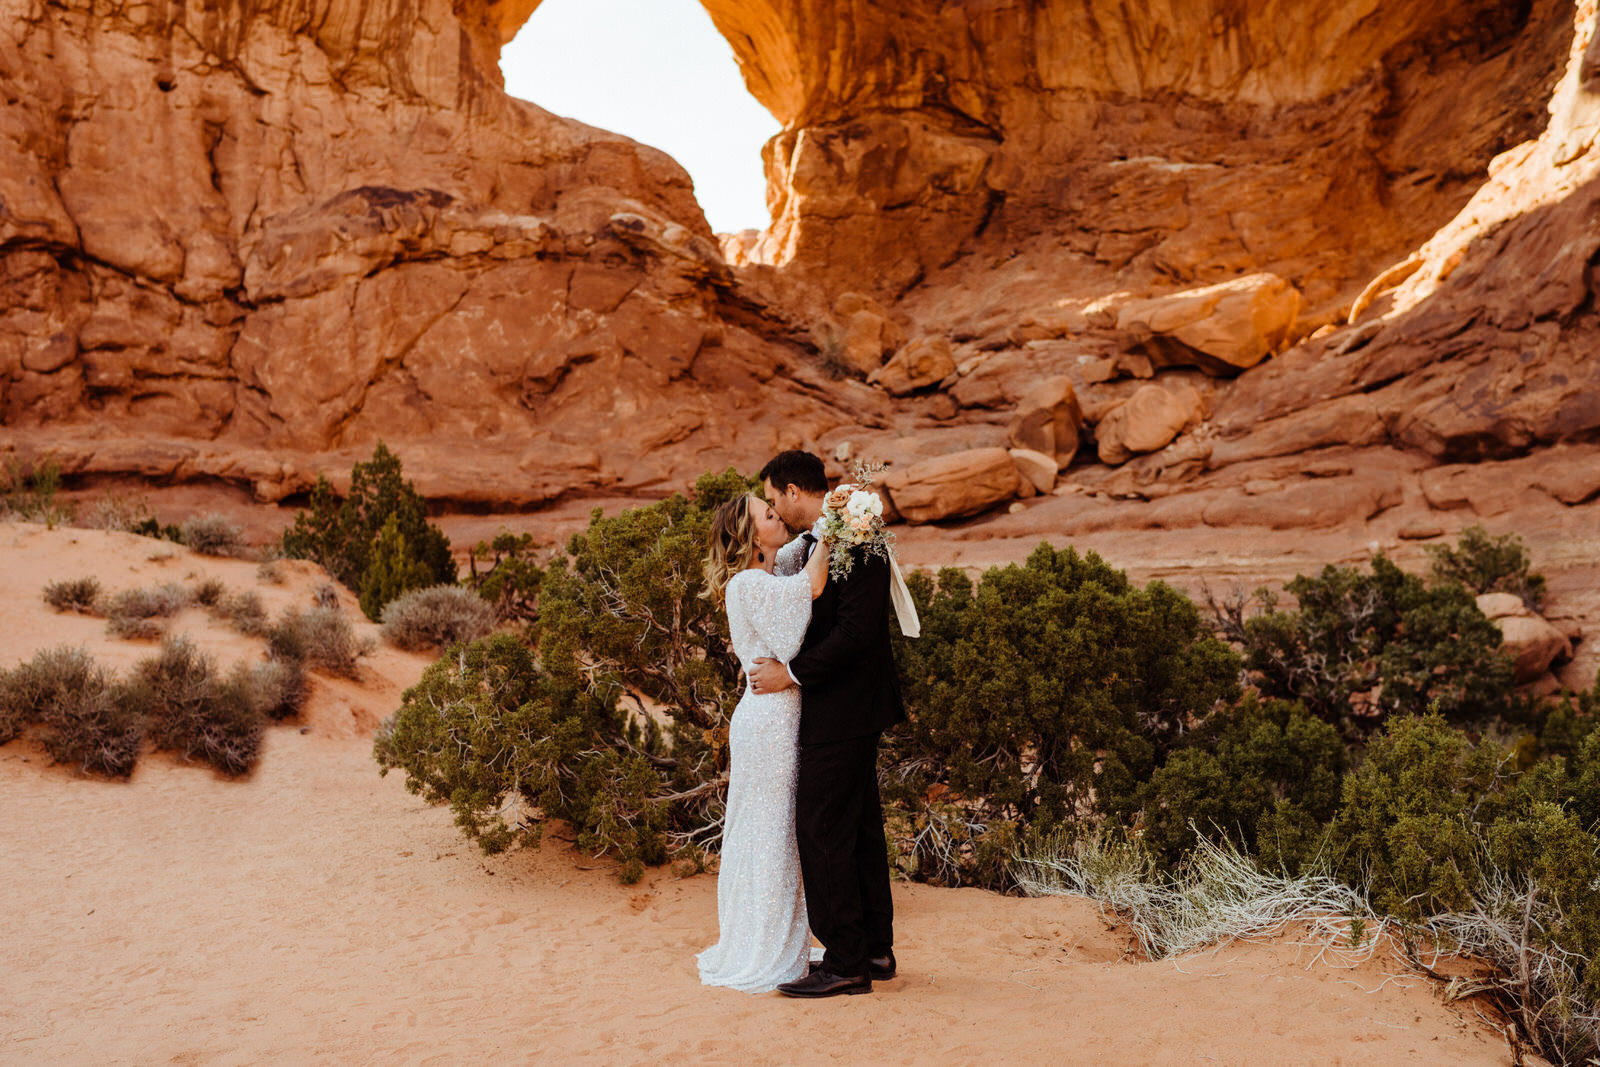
left=794, top=732, right=894, bottom=978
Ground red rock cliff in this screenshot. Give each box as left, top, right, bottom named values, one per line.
left=0, top=0, right=1596, bottom=512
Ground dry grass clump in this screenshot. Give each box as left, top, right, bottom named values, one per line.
left=1415, top=876, right=1600, bottom=1063
left=209, top=589, right=269, bottom=637
left=103, top=586, right=189, bottom=640
left=0, top=647, right=144, bottom=777
left=191, top=577, right=227, bottom=607
left=103, top=583, right=192, bottom=640
left=43, top=577, right=103, bottom=615
left=380, top=585, right=495, bottom=651
left=130, top=637, right=262, bottom=777
left=178, top=514, right=247, bottom=558
left=79, top=489, right=154, bottom=533
left=269, top=606, right=374, bottom=679
left=1013, top=832, right=1379, bottom=961
left=243, top=658, right=308, bottom=721
left=1013, top=832, right=1600, bottom=1064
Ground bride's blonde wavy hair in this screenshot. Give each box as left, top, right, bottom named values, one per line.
left=703, top=494, right=762, bottom=606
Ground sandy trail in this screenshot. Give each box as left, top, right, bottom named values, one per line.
left=0, top=523, right=1511, bottom=1065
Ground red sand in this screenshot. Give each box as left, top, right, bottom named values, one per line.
left=0, top=522, right=1511, bottom=1064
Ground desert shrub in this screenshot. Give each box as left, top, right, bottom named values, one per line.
left=884, top=543, right=1242, bottom=888
left=0, top=670, right=23, bottom=745
left=1221, top=555, right=1519, bottom=741
left=375, top=470, right=753, bottom=881
left=533, top=467, right=753, bottom=858
left=279, top=442, right=454, bottom=618
left=374, top=633, right=667, bottom=881
left=540, top=468, right=752, bottom=731
left=103, top=583, right=191, bottom=640
left=191, top=577, right=227, bottom=607
left=1568, top=722, right=1600, bottom=833
left=231, top=658, right=308, bottom=722
left=43, top=577, right=102, bottom=614
left=179, top=514, right=247, bottom=558
left=358, top=516, right=436, bottom=621
left=1539, top=676, right=1599, bottom=760
left=466, top=531, right=545, bottom=622
left=1137, top=694, right=1345, bottom=870
left=131, top=636, right=262, bottom=776
left=256, top=558, right=284, bottom=584
left=0, top=647, right=144, bottom=776
left=81, top=489, right=153, bottom=532
left=380, top=585, right=496, bottom=651
left=1325, top=712, right=1515, bottom=919
left=0, top=455, right=72, bottom=526
left=131, top=517, right=183, bottom=544
left=1428, top=524, right=1547, bottom=610
left=213, top=590, right=268, bottom=637
left=268, top=606, right=374, bottom=679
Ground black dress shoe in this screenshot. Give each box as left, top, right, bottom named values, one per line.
left=777, top=967, right=872, bottom=998
left=809, top=951, right=896, bottom=980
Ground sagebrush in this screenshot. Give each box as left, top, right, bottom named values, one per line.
left=380, top=585, right=496, bottom=651
left=43, top=577, right=102, bottom=615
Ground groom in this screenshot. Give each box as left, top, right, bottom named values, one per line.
left=749, top=449, right=905, bottom=998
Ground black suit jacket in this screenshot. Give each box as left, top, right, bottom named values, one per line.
left=789, top=548, right=906, bottom=745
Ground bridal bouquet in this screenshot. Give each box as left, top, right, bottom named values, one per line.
left=819, top=462, right=895, bottom=581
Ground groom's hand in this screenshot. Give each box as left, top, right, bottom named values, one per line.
left=749, top=658, right=795, bottom=695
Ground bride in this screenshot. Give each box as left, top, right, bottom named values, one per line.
left=697, top=492, right=829, bottom=993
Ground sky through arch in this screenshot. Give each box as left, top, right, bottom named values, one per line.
left=500, top=0, right=781, bottom=235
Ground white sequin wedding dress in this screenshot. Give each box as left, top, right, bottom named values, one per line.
left=697, top=548, right=813, bottom=993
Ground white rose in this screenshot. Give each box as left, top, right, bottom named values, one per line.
left=847, top=489, right=882, bottom=518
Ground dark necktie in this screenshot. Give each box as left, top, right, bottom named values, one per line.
left=800, top=532, right=818, bottom=565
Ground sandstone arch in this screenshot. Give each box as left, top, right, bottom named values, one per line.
left=0, top=0, right=1596, bottom=507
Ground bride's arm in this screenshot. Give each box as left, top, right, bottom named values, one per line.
left=803, top=537, right=829, bottom=600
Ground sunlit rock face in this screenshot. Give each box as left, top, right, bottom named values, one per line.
left=708, top=0, right=1600, bottom=470
left=0, top=0, right=1596, bottom=508
left=1208, top=0, right=1600, bottom=465
left=0, top=0, right=872, bottom=502
left=707, top=0, right=1571, bottom=317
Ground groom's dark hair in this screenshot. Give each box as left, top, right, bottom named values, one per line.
left=759, top=450, right=828, bottom=495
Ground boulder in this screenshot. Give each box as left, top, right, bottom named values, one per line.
left=869, top=335, right=956, bottom=395
left=1094, top=384, right=1202, bottom=465
left=1477, top=593, right=1573, bottom=683
left=1115, top=274, right=1301, bottom=373
left=1008, top=448, right=1057, bottom=494
left=834, top=293, right=904, bottom=376
left=1005, top=376, right=1083, bottom=469
left=882, top=447, right=1022, bottom=523
left=1526, top=447, right=1600, bottom=505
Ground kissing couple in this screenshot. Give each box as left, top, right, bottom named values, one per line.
left=696, top=449, right=919, bottom=998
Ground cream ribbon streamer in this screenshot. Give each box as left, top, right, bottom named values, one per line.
left=888, top=553, right=921, bottom=638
